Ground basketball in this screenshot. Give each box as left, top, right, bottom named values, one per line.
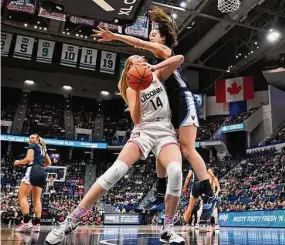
left=127, top=65, right=153, bottom=91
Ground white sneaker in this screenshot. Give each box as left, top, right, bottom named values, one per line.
left=32, top=224, right=41, bottom=232
left=215, top=225, right=220, bottom=230
left=15, top=222, right=33, bottom=232
left=195, top=224, right=199, bottom=229
left=160, top=225, right=185, bottom=244
left=45, top=217, right=78, bottom=245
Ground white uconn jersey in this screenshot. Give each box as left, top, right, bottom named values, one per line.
left=140, top=73, right=171, bottom=123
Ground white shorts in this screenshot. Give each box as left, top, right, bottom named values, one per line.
left=21, top=166, right=32, bottom=185
left=128, top=120, right=179, bottom=160
left=180, top=92, right=200, bottom=128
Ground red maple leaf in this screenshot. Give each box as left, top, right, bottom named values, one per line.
left=227, top=82, right=242, bottom=97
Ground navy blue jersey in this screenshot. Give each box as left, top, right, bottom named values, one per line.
left=28, top=144, right=46, bottom=166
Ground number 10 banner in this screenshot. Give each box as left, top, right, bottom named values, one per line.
left=61, top=44, right=79, bottom=67
left=100, top=51, right=117, bottom=74
left=36, top=39, right=55, bottom=63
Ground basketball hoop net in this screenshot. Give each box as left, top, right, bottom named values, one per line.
left=218, top=0, right=240, bottom=13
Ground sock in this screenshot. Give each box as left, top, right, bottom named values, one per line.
left=164, top=215, right=174, bottom=229
left=200, top=179, right=214, bottom=197
left=156, top=177, right=167, bottom=195
left=70, top=206, right=88, bottom=220
left=23, top=214, right=30, bottom=223
left=32, top=217, right=41, bottom=225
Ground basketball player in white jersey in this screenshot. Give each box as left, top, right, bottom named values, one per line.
left=46, top=55, right=186, bottom=244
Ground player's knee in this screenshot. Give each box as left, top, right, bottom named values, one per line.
left=180, top=144, right=195, bottom=158
left=96, top=160, right=129, bottom=191
left=166, top=162, right=182, bottom=197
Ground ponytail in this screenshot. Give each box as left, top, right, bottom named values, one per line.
left=118, top=56, right=134, bottom=105
left=38, top=137, right=47, bottom=152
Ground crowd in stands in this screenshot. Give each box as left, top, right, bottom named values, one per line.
left=1, top=87, right=21, bottom=121
left=224, top=107, right=259, bottom=126
left=72, top=96, right=97, bottom=130
left=269, top=124, right=285, bottom=144
left=23, top=92, right=65, bottom=139
left=196, top=115, right=227, bottom=141
left=219, top=148, right=285, bottom=212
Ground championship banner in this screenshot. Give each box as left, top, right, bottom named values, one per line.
left=1, top=32, right=13, bottom=57
left=98, top=22, right=122, bottom=33
left=39, top=7, right=66, bottom=21
left=13, top=35, right=35, bottom=60
left=70, top=16, right=95, bottom=26
left=125, top=15, right=149, bottom=39
left=79, top=47, right=98, bottom=71
left=7, top=0, right=37, bottom=14
left=100, top=51, right=117, bottom=74
left=36, top=39, right=55, bottom=63
left=60, top=44, right=79, bottom=67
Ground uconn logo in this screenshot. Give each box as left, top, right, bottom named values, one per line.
left=141, top=87, right=163, bottom=103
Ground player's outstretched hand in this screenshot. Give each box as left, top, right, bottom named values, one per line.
left=141, top=62, right=156, bottom=72
left=14, top=160, right=20, bottom=166
left=92, top=26, right=115, bottom=42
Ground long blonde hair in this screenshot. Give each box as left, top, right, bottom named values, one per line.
left=33, top=134, right=47, bottom=152
left=118, top=56, right=135, bottom=105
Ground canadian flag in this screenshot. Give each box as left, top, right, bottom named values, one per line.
left=215, top=76, right=254, bottom=103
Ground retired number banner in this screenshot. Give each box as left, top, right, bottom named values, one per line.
left=100, top=51, right=117, bottom=74
left=1, top=33, right=13, bottom=57
left=13, top=35, right=35, bottom=60
left=36, top=40, right=55, bottom=63
left=79, top=48, right=98, bottom=71
left=6, top=0, right=37, bottom=14
left=60, top=44, right=79, bottom=67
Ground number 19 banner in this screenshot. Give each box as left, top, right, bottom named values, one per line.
left=36, top=39, right=55, bottom=63
left=100, top=51, right=117, bottom=74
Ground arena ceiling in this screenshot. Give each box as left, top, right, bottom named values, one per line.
left=1, top=0, right=285, bottom=90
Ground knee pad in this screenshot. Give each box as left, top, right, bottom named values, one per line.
left=166, top=161, right=182, bottom=197
left=96, top=160, right=129, bottom=191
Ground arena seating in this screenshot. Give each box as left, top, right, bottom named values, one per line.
left=22, top=92, right=65, bottom=139
left=196, top=115, right=227, bottom=141
left=219, top=148, right=285, bottom=211
left=72, top=96, right=97, bottom=130
left=269, top=124, right=285, bottom=144
left=1, top=87, right=22, bottom=121
left=224, top=107, right=259, bottom=126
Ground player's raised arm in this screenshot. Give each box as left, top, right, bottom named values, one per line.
left=153, top=55, right=184, bottom=82
left=92, top=27, right=171, bottom=59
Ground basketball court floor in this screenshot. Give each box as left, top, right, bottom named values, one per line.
left=1, top=225, right=285, bottom=245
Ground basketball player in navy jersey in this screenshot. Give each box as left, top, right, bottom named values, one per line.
left=46, top=55, right=186, bottom=244
left=93, top=6, right=216, bottom=209
left=14, top=134, right=51, bottom=232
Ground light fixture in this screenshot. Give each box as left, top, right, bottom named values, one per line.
left=63, top=85, right=72, bottom=90
left=67, top=32, right=70, bottom=35
left=85, top=36, right=88, bottom=39
left=24, top=23, right=28, bottom=27
left=34, top=25, right=37, bottom=29
left=76, top=34, right=79, bottom=37
left=37, top=21, right=40, bottom=24
left=66, top=28, right=69, bottom=31
left=239, top=53, right=241, bottom=56
left=267, top=30, right=280, bottom=42
left=251, top=50, right=253, bottom=53
left=39, top=27, right=42, bottom=30
left=180, top=1, right=186, bottom=8
left=44, top=27, right=47, bottom=31
left=187, top=26, right=192, bottom=29
left=63, top=31, right=65, bottom=34
left=255, top=41, right=258, bottom=45
left=101, top=91, right=110, bottom=96
left=80, top=35, right=83, bottom=38
left=9, top=16, right=11, bottom=19
left=236, top=55, right=238, bottom=58
left=93, top=37, right=96, bottom=40
left=79, top=30, right=81, bottom=33
left=56, top=5, right=63, bottom=11
left=227, top=70, right=230, bottom=73
left=172, top=13, right=177, bottom=19
left=24, top=80, right=35, bottom=85
left=257, top=46, right=259, bottom=48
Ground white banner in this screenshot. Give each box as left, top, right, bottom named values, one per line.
left=100, top=51, right=117, bottom=74
left=36, top=39, right=55, bottom=63
left=13, top=35, right=35, bottom=60
left=60, top=44, right=79, bottom=67
left=1, top=32, right=13, bottom=57
left=79, top=47, right=98, bottom=70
